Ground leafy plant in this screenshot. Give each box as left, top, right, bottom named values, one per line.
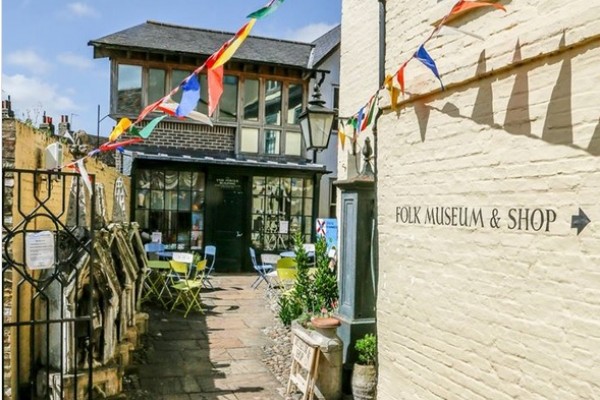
left=355, top=333, right=377, bottom=366
left=278, top=292, right=303, bottom=326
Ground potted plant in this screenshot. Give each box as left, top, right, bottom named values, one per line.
left=352, top=333, right=377, bottom=400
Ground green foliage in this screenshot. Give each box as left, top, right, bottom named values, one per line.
left=355, top=333, right=377, bottom=366
left=277, top=232, right=339, bottom=326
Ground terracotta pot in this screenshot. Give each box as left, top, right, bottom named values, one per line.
left=351, top=363, right=377, bottom=400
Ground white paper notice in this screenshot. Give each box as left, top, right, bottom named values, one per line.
left=279, top=221, right=289, bottom=234
left=25, top=231, right=55, bottom=270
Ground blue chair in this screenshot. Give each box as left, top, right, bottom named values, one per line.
left=203, top=245, right=217, bottom=289
left=249, top=247, right=275, bottom=290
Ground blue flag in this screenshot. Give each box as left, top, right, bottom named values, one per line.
left=414, top=45, right=444, bottom=91
left=176, top=74, right=200, bottom=117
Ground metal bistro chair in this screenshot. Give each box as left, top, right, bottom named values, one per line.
left=202, top=245, right=217, bottom=289
left=275, top=257, right=298, bottom=292
left=142, top=242, right=171, bottom=306
left=171, top=259, right=206, bottom=318
left=161, top=252, right=194, bottom=301
left=249, top=247, right=275, bottom=290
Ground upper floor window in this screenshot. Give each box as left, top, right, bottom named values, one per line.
left=243, top=79, right=260, bottom=121
left=265, top=80, right=282, bottom=125
left=117, top=65, right=142, bottom=114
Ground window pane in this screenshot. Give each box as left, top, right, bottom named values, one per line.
left=244, top=79, right=259, bottom=121
left=172, top=69, right=191, bottom=105
left=148, top=68, right=166, bottom=104
left=198, top=74, right=208, bottom=115
left=265, top=129, right=281, bottom=155
left=265, top=80, right=282, bottom=125
left=288, top=84, right=303, bottom=125
left=285, top=131, right=302, bottom=156
left=241, top=127, right=259, bottom=153
left=117, top=65, right=142, bottom=114
left=220, top=75, right=238, bottom=121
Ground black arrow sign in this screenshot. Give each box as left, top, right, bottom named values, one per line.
left=571, top=208, right=591, bottom=235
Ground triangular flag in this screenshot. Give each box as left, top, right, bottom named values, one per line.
left=208, top=65, right=224, bottom=117
left=138, top=115, right=167, bottom=139
left=355, top=108, right=365, bottom=134
left=158, top=99, right=214, bottom=126
left=207, top=19, right=256, bottom=69
left=414, top=45, right=444, bottom=91
left=396, top=64, right=406, bottom=96
left=76, top=159, right=93, bottom=194
left=247, top=0, right=285, bottom=19
left=338, top=120, right=346, bottom=150
left=136, top=97, right=164, bottom=122
left=384, top=74, right=400, bottom=110
left=99, top=137, right=143, bottom=152
left=108, top=117, right=132, bottom=142
left=176, top=74, right=200, bottom=117
left=363, top=95, right=377, bottom=130
left=449, top=0, right=506, bottom=18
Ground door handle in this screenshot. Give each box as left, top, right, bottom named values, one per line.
left=236, top=231, right=243, bottom=238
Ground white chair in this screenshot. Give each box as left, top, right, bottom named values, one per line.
left=249, top=247, right=275, bottom=289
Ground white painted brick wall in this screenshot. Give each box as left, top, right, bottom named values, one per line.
left=341, top=0, right=600, bottom=398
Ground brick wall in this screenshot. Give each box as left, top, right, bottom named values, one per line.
left=360, top=1, right=600, bottom=399
left=135, top=119, right=236, bottom=154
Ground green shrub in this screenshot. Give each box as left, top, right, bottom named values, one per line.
left=278, top=292, right=303, bottom=326
left=355, top=333, right=377, bottom=366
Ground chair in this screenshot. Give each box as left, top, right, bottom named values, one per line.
left=142, top=242, right=171, bottom=306
left=249, top=247, right=275, bottom=290
left=202, top=245, right=217, bottom=289
left=170, top=259, right=206, bottom=318
left=161, top=253, right=194, bottom=300
left=275, top=257, right=298, bottom=291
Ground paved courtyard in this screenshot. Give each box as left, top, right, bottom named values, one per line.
left=129, top=274, right=285, bottom=400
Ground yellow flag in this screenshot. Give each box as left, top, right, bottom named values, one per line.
left=210, top=19, right=257, bottom=69
left=108, top=118, right=132, bottom=142
left=385, top=74, right=400, bottom=110
left=338, top=121, right=346, bottom=150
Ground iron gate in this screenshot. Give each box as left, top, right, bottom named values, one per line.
left=2, top=168, right=95, bottom=400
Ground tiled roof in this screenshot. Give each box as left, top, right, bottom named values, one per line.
left=311, top=25, right=341, bottom=67
left=89, top=20, right=315, bottom=69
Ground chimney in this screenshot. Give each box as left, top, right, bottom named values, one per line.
left=58, top=115, right=71, bottom=137
left=39, top=112, right=56, bottom=135
left=2, top=96, right=15, bottom=119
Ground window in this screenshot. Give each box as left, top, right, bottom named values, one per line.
left=264, top=80, right=282, bottom=125
left=251, top=176, right=314, bottom=251
left=240, top=127, right=259, bottom=153
left=148, top=68, right=166, bottom=104
left=332, top=85, right=340, bottom=132
left=329, top=178, right=337, bottom=218
left=117, top=65, right=142, bottom=114
left=220, top=75, right=238, bottom=121
left=244, top=79, right=259, bottom=121
left=285, top=131, right=302, bottom=156
left=288, top=84, right=303, bottom=125
left=135, top=169, right=206, bottom=251
left=265, top=129, right=281, bottom=154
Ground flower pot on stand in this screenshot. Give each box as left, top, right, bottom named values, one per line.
left=351, top=363, right=377, bottom=400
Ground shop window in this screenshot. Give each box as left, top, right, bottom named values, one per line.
left=135, top=169, right=206, bottom=251
left=265, top=129, right=281, bottom=154
left=219, top=75, right=238, bottom=121
left=117, top=64, right=142, bottom=114
left=251, top=175, right=314, bottom=251
left=148, top=68, right=166, bottom=105
left=287, top=83, right=303, bottom=125
left=244, top=79, right=259, bottom=121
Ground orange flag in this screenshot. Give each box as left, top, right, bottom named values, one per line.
left=384, top=74, right=400, bottom=110
left=108, top=117, right=132, bottom=142
left=450, top=1, right=506, bottom=17
left=396, top=64, right=406, bottom=96
left=207, top=19, right=256, bottom=69
left=208, top=65, right=224, bottom=117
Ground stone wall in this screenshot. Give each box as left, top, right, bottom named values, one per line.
left=357, top=1, right=600, bottom=399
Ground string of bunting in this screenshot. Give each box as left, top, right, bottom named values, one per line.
left=338, top=0, right=506, bottom=150
left=59, top=0, right=286, bottom=180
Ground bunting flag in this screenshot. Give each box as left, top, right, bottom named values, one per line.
left=158, top=98, right=214, bottom=126
left=396, top=64, right=406, bottom=96
left=414, top=45, right=444, bottom=91
left=338, top=120, right=346, bottom=150
left=176, top=74, right=201, bottom=117
left=208, top=66, right=224, bottom=117
left=247, top=0, right=285, bottom=19
left=355, top=108, right=365, bottom=135
left=137, top=97, right=167, bottom=123
left=384, top=74, right=400, bottom=110
left=99, top=137, right=144, bottom=152
left=362, top=95, right=378, bottom=131
left=137, top=115, right=167, bottom=139
left=450, top=0, right=506, bottom=17
left=76, top=159, right=93, bottom=194
left=108, top=117, right=132, bottom=142
left=207, top=19, right=257, bottom=69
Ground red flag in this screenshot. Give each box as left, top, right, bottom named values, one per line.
left=450, top=1, right=506, bottom=17
left=99, top=137, right=143, bottom=152
left=396, top=64, right=406, bottom=96
left=136, top=97, right=166, bottom=123
left=208, top=66, right=224, bottom=117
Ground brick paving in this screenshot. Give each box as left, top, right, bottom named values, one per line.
left=135, top=274, right=284, bottom=400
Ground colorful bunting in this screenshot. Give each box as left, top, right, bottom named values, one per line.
left=108, top=118, right=132, bottom=142
left=338, top=120, right=346, bottom=150
left=247, top=0, right=285, bottom=19
left=76, top=159, right=93, bottom=194
left=384, top=74, right=400, bottom=110
left=136, top=97, right=166, bottom=123
left=414, top=45, right=444, bottom=91
left=207, top=19, right=256, bottom=69
left=99, top=137, right=143, bottom=152
left=158, top=99, right=214, bottom=126
left=208, top=66, right=224, bottom=117
left=137, top=115, right=167, bottom=139
left=176, top=74, right=201, bottom=117
left=450, top=0, right=506, bottom=17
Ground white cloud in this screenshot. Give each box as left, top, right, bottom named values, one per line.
left=6, top=50, right=52, bottom=75
left=66, top=2, right=99, bottom=17
left=285, top=23, right=338, bottom=43
left=58, top=52, right=93, bottom=69
left=2, top=74, right=80, bottom=123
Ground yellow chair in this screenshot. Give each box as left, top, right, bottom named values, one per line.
left=276, top=257, right=297, bottom=291
left=170, top=259, right=206, bottom=318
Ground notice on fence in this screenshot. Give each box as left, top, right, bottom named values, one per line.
left=25, top=231, right=55, bottom=270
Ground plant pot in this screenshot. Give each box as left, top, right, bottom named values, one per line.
left=351, top=363, right=377, bottom=400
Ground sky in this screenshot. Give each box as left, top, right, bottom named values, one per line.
left=2, top=0, right=341, bottom=137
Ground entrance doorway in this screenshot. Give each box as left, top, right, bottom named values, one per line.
left=207, top=175, right=248, bottom=272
